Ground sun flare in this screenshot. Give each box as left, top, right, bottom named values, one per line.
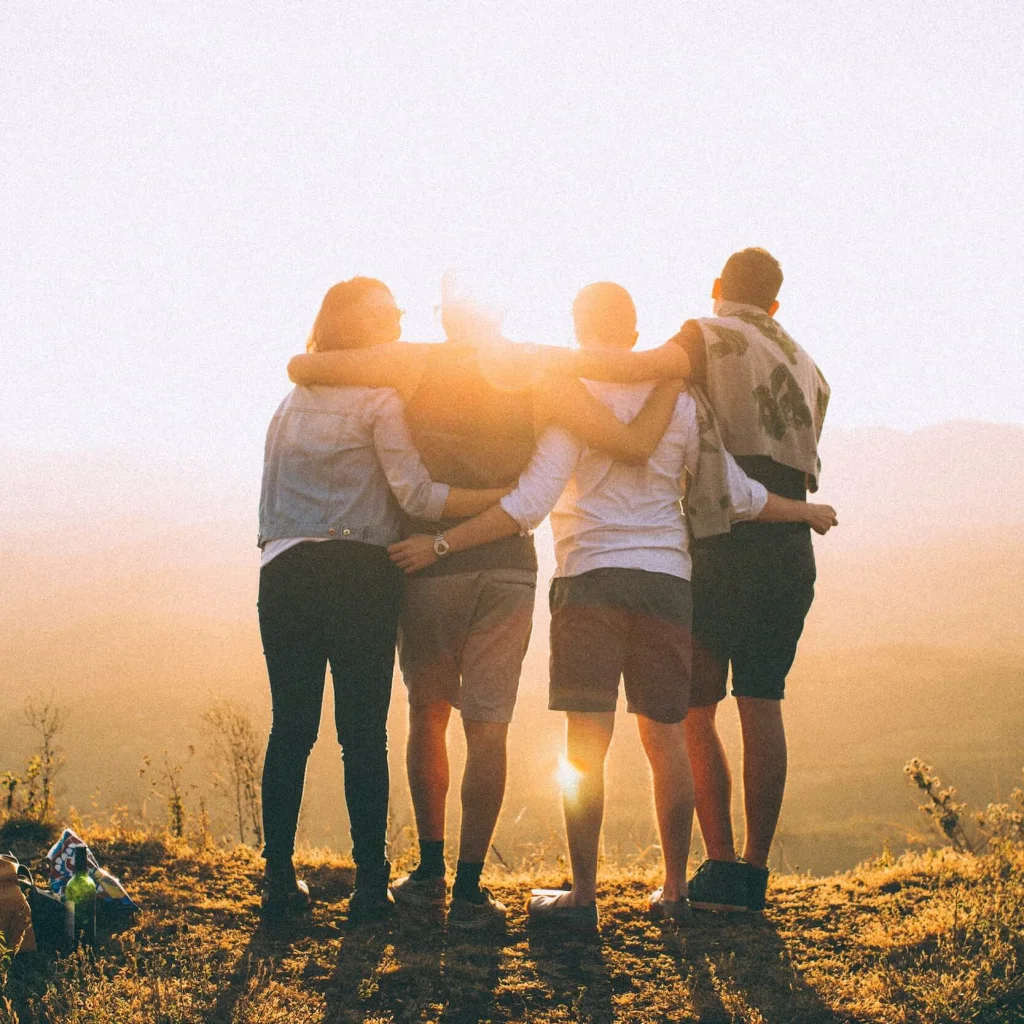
left=555, top=755, right=582, bottom=802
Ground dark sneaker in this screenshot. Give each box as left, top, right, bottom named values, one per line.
left=391, top=872, right=448, bottom=911
left=348, top=863, right=395, bottom=925
left=687, top=859, right=750, bottom=912
left=526, top=889, right=599, bottom=933
left=448, top=887, right=507, bottom=932
left=648, top=888, right=693, bottom=926
left=742, top=861, right=770, bottom=912
left=348, top=886, right=395, bottom=925
left=261, top=865, right=311, bottom=920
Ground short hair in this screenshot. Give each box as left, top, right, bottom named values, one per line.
left=307, top=276, right=393, bottom=352
left=720, top=248, right=783, bottom=311
left=572, top=282, right=637, bottom=345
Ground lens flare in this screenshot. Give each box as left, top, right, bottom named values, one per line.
left=555, top=756, right=582, bottom=801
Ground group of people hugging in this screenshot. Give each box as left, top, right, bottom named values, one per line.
left=256, top=247, right=836, bottom=932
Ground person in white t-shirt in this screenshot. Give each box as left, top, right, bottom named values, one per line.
left=388, top=283, right=837, bottom=930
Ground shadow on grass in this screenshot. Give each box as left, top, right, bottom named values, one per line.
left=207, top=862, right=356, bottom=1023
left=662, top=912, right=848, bottom=1024
left=322, top=917, right=396, bottom=1023
left=527, top=928, right=614, bottom=1024
left=204, top=915, right=321, bottom=1024
left=319, top=912, right=509, bottom=1024
left=439, top=928, right=505, bottom=1023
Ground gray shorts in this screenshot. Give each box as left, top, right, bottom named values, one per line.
left=397, top=568, right=536, bottom=724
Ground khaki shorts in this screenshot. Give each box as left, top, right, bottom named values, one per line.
left=398, top=568, right=536, bottom=724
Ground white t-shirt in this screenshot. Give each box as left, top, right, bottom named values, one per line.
left=499, top=383, right=767, bottom=581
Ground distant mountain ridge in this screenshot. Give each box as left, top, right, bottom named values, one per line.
left=815, top=420, right=1024, bottom=549
left=3, top=420, right=1021, bottom=552
left=4, top=418, right=1020, bottom=662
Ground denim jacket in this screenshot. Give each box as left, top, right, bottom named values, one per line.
left=258, top=385, right=449, bottom=549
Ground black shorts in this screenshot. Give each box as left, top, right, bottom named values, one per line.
left=690, top=525, right=815, bottom=705
left=549, top=568, right=692, bottom=724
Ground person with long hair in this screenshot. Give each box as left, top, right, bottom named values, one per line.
left=257, top=277, right=509, bottom=923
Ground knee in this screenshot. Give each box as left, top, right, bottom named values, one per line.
left=566, top=711, right=613, bottom=746
left=463, top=721, right=509, bottom=766
left=268, top=716, right=319, bottom=758
left=340, top=734, right=388, bottom=770
left=565, top=727, right=613, bottom=776
left=684, top=702, right=719, bottom=734
left=638, top=718, right=687, bottom=763
left=409, top=702, right=452, bottom=739
left=338, top=712, right=387, bottom=754
left=736, top=696, right=784, bottom=722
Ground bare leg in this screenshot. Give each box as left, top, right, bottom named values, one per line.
left=684, top=702, right=737, bottom=862
left=556, top=711, right=615, bottom=906
left=737, top=697, right=787, bottom=869
left=406, top=701, right=452, bottom=843
left=458, top=719, right=510, bottom=862
left=636, top=716, right=694, bottom=901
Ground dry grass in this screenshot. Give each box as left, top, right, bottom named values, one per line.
left=2, top=827, right=1023, bottom=1024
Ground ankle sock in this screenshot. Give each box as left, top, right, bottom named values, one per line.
left=411, top=840, right=445, bottom=880
left=452, top=860, right=485, bottom=902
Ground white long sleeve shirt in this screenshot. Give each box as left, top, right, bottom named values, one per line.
left=499, top=383, right=768, bottom=581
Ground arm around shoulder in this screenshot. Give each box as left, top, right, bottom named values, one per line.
left=563, top=341, right=691, bottom=384
left=287, top=342, right=426, bottom=399
left=534, top=376, right=684, bottom=465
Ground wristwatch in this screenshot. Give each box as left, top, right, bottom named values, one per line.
left=433, top=532, right=451, bottom=558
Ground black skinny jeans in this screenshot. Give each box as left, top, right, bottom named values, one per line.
left=258, top=539, right=402, bottom=878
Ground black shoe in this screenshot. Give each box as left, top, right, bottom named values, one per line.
left=261, top=862, right=311, bottom=919
left=348, top=861, right=394, bottom=925
left=348, top=886, right=395, bottom=925
left=686, top=859, right=750, bottom=912
left=742, top=861, right=770, bottom=912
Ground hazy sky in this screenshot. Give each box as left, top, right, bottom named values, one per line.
left=2, top=2, right=1022, bottom=476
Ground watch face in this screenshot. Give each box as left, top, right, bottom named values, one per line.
left=433, top=535, right=450, bottom=557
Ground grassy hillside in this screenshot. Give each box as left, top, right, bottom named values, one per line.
left=2, top=423, right=1023, bottom=872
left=3, top=521, right=1023, bottom=872
left=3, top=827, right=1023, bottom=1024
left=3, top=628, right=1021, bottom=876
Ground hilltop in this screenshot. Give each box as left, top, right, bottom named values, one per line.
left=3, top=828, right=1023, bottom=1024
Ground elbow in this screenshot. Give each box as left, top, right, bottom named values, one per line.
left=500, top=498, right=538, bottom=535
left=399, top=490, right=433, bottom=520
left=287, top=356, right=310, bottom=384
